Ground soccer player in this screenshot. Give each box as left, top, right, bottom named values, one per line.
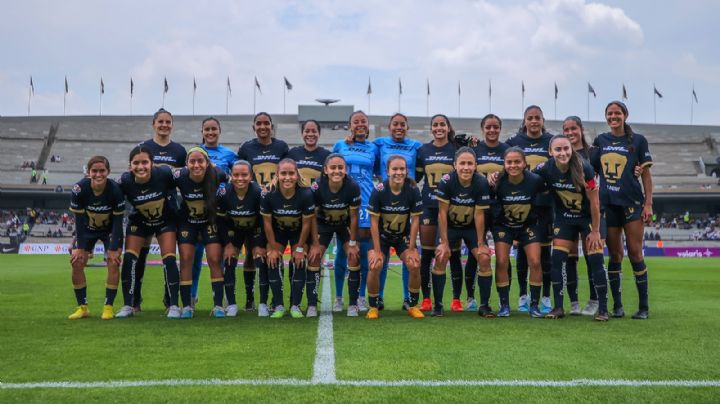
left=415, top=114, right=459, bottom=315
left=173, top=147, right=226, bottom=319
left=592, top=101, right=653, bottom=320
left=67, top=156, right=125, bottom=320
left=309, top=154, right=361, bottom=316
left=435, top=147, right=494, bottom=317
left=217, top=160, right=265, bottom=317
left=288, top=119, right=331, bottom=186
left=505, top=105, right=554, bottom=314
left=491, top=147, right=547, bottom=317
left=117, top=146, right=180, bottom=319
left=331, top=111, right=377, bottom=312
left=260, top=159, right=317, bottom=318
left=366, top=156, right=424, bottom=320
left=534, top=135, right=609, bottom=321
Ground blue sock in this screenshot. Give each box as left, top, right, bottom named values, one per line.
left=334, top=243, right=347, bottom=299
left=191, top=242, right=204, bottom=299
left=402, top=263, right=410, bottom=299
left=378, top=262, right=388, bottom=299
left=358, top=238, right=371, bottom=298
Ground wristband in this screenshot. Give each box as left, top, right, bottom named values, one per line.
left=295, top=247, right=304, bottom=253
left=348, top=240, right=357, bottom=246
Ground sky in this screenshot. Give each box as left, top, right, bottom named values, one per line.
left=1, top=0, right=718, bottom=125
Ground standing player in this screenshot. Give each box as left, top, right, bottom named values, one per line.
left=366, top=156, right=424, bottom=320
left=592, top=101, right=653, bottom=319
left=331, top=111, right=377, bottom=312
left=67, top=156, right=125, bottom=320
left=505, top=105, right=554, bottom=313
left=117, top=146, right=180, bottom=319
left=288, top=119, right=331, bottom=186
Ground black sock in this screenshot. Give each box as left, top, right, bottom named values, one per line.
left=465, top=254, right=477, bottom=300
left=136, top=246, right=149, bottom=306
left=566, top=256, right=579, bottom=302
left=516, top=248, right=528, bottom=296
left=73, top=286, right=87, bottom=306
left=268, top=265, right=284, bottom=308
left=541, top=245, right=552, bottom=298
left=585, top=255, right=597, bottom=300
left=608, top=261, right=623, bottom=309
left=497, top=285, right=509, bottom=307
left=449, top=251, right=463, bottom=300
left=162, top=255, right=180, bottom=307
left=369, top=295, right=379, bottom=308
left=631, top=260, right=649, bottom=311
left=420, top=249, right=433, bottom=299
left=256, top=258, right=269, bottom=305
left=291, top=263, right=306, bottom=307
left=104, top=286, right=118, bottom=305
left=306, top=269, right=320, bottom=307
left=409, top=291, right=420, bottom=307
left=587, top=253, right=608, bottom=312
left=477, top=271, right=492, bottom=306
left=224, top=257, right=238, bottom=306
left=431, top=271, right=446, bottom=306
left=243, top=270, right=256, bottom=303
left=551, top=249, right=568, bottom=310
left=180, top=284, right=192, bottom=307
left=530, top=285, right=541, bottom=307
left=211, top=279, right=224, bottom=307
left=121, top=251, right=138, bottom=307
left=348, top=269, right=360, bottom=306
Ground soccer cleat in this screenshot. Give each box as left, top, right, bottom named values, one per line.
left=518, top=295, right=529, bottom=312
left=569, top=301, right=582, bottom=316
left=332, top=298, right=344, bottom=312
left=347, top=305, right=359, bottom=317
left=211, top=306, right=226, bottom=318
left=529, top=304, right=544, bottom=318
left=101, top=305, right=114, bottom=320
left=225, top=304, right=238, bottom=317
left=541, top=296, right=552, bottom=314
left=545, top=308, right=565, bottom=319
left=432, top=303, right=445, bottom=317
left=180, top=306, right=194, bottom=319
left=465, top=297, right=478, bottom=312
left=244, top=300, right=256, bottom=312
left=270, top=305, right=285, bottom=318
left=68, top=305, right=89, bottom=320
left=257, top=303, right=270, bottom=317
left=407, top=307, right=425, bottom=319
left=306, top=306, right=318, bottom=318
left=166, top=305, right=181, bottom=319
left=378, top=297, right=385, bottom=311
left=581, top=300, right=599, bottom=316
left=450, top=298, right=463, bottom=312
left=420, top=298, right=433, bottom=312
left=115, top=305, right=134, bottom=319
left=402, top=298, right=411, bottom=311
left=631, top=309, right=649, bottom=320
left=612, top=306, right=625, bottom=318
left=357, top=297, right=368, bottom=312
left=477, top=304, right=496, bottom=318
left=497, top=305, right=511, bottom=317
left=594, top=310, right=610, bottom=322
left=290, top=305, right=304, bottom=319
left=365, top=307, right=379, bottom=320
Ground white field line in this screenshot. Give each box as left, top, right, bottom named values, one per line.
left=311, top=268, right=336, bottom=384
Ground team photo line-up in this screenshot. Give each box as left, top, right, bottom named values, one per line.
left=67, top=100, right=653, bottom=322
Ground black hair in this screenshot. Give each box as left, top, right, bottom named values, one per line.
left=454, top=146, right=477, bottom=162
left=480, top=113, right=503, bottom=130
left=519, top=105, right=546, bottom=135
left=348, top=110, right=368, bottom=124
left=301, top=119, right=322, bottom=136
left=86, top=156, right=110, bottom=172
left=550, top=134, right=585, bottom=192
left=390, top=112, right=408, bottom=124
left=431, top=114, right=456, bottom=145
left=128, top=145, right=154, bottom=163
left=253, top=112, right=274, bottom=138
left=269, top=158, right=306, bottom=192
left=152, top=108, right=173, bottom=124
left=495, top=146, right=527, bottom=191
left=201, top=117, right=222, bottom=144
left=186, top=148, right=219, bottom=225
left=562, top=116, right=590, bottom=151
left=386, top=155, right=417, bottom=188
left=605, top=101, right=635, bottom=152
left=320, top=153, right=347, bottom=184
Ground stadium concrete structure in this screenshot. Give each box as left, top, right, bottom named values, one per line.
left=1, top=113, right=719, bottom=215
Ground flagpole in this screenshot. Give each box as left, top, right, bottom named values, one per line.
left=457, top=81, right=461, bottom=118
left=225, top=85, right=229, bottom=115
left=283, top=79, right=287, bottom=114
left=253, top=85, right=257, bottom=115
left=27, top=79, right=31, bottom=117
left=690, top=90, right=694, bottom=125
left=587, top=91, right=590, bottom=122
left=426, top=78, right=430, bottom=117
left=488, top=80, right=492, bottom=113
left=64, top=94, right=67, bottom=116
left=100, top=93, right=103, bottom=116
left=554, top=98, right=557, bottom=121
left=653, top=84, right=657, bottom=124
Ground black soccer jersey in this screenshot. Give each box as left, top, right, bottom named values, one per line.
left=139, top=139, right=187, bottom=168
left=217, top=182, right=263, bottom=231
left=505, top=132, right=553, bottom=206
left=415, top=142, right=456, bottom=209
left=69, top=178, right=125, bottom=249
left=120, top=166, right=176, bottom=227
left=237, top=138, right=289, bottom=186
left=312, top=177, right=361, bottom=229
left=473, top=141, right=510, bottom=177
left=494, top=171, right=546, bottom=228
left=368, top=180, right=423, bottom=240
left=534, top=158, right=596, bottom=223
left=260, top=187, right=315, bottom=233
left=173, top=167, right=225, bottom=224
left=435, top=172, right=491, bottom=229
left=288, top=146, right=331, bottom=186
left=591, top=132, right=653, bottom=207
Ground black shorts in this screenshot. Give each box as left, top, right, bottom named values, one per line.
left=604, top=204, right=642, bottom=227
left=447, top=226, right=479, bottom=250
left=126, top=219, right=176, bottom=239
left=177, top=220, right=220, bottom=245
left=75, top=233, right=112, bottom=252
left=228, top=227, right=264, bottom=251
left=534, top=205, right=554, bottom=245
left=379, top=236, right=412, bottom=258
left=421, top=206, right=438, bottom=226
left=493, top=223, right=541, bottom=247
left=275, top=230, right=302, bottom=248
left=318, top=225, right=350, bottom=248
left=553, top=218, right=607, bottom=242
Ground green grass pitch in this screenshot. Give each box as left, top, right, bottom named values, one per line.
left=1, top=255, right=719, bottom=402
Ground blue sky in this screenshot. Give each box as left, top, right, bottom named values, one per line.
left=1, top=0, right=718, bottom=125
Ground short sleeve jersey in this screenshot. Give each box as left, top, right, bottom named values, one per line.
left=473, top=141, right=510, bottom=177
left=505, top=132, right=553, bottom=206
left=139, top=139, right=187, bottom=168
left=287, top=146, right=331, bottom=186
left=312, top=177, right=361, bottom=229
left=237, top=138, right=289, bottom=186
left=494, top=171, right=547, bottom=228
left=332, top=139, right=377, bottom=207
left=217, top=182, right=262, bottom=231
left=534, top=158, right=596, bottom=223
left=591, top=132, right=653, bottom=207
left=202, top=144, right=237, bottom=174
left=173, top=167, right=225, bottom=224
left=260, top=187, right=315, bottom=233
left=374, top=137, right=422, bottom=180
left=70, top=178, right=125, bottom=234
left=119, top=166, right=176, bottom=227
left=415, top=142, right=456, bottom=209
left=368, top=180, right=423, bottom=240
left=435, top=172, right=491, bottom=229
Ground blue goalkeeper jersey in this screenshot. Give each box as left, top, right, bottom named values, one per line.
left=332, top=139, right=378, bottom=228
left=373, top=137, right=422, bottom=180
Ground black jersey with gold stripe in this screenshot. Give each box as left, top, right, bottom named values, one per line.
left=237, top=138, right=289, bottom=187
left=591, top=132, right=653, bottom=207
left=287, top=146, right=331, bottom=186
left=534, top=158, right=596, bottom=223
left=139, top=139, right=187, bottom=168
left=494, top=171, right=546, bottom=228
left=312, top=177, right=361, bottom=229
left=435, top=172, right=491, bottom=229
left=120, top=166, right=176, bottom=227
left=473, top=141, right=509, bottom=177
left=260, top=187, right=315, bottom=233
left=173, top=167, right=226, bottom=224
left=70, top=177, right=125, bottom=249
left=217, top=182, right=262, bottom=232
left=415, top=142, right=455, bottom=209
left=368, top=180, right=422, bottom=241
left=505, top=132, right=553, bottom=207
